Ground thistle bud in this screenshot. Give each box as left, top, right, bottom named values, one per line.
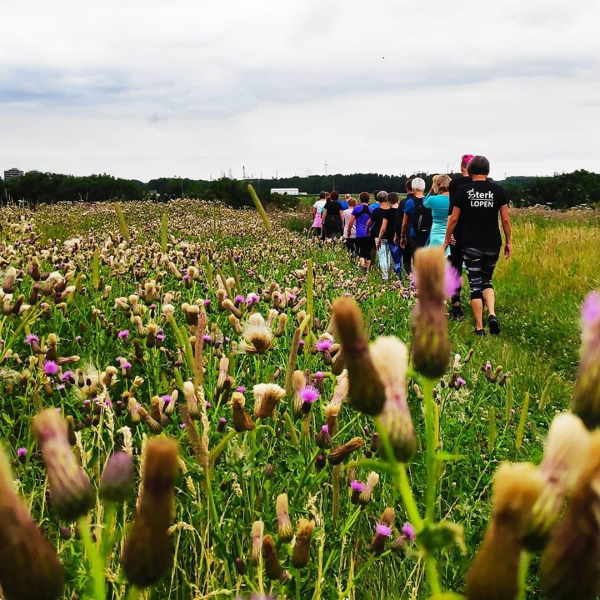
left=370, top=523, right=392, bottom=555
left=274, top=313, right=288, bottom=337
left=465, top=462, right=544, bottom=600
left=250, top=521, right=264, bottom=564
left=332, top=298, right=386, bottom=415
left=572, top=291, right=600, bottom=429
left=328, top=437, right=364, bottom=465
left=540, top=431, right=600, bottom=600
left=231, top=392, right=255, bottom=432
left=100, top=451, right=134, bottom=503
left=380, top=507, right=395, bottom=528
left=262, top=535, right=287, bottom=580
left=316, top=424, right=332, bottom=449
left=291, top=519, right=315, bottom=568
left=0, top=445, right=64, bottom=600
left=292, top=370, right=307, bottom=414
left=33, top=409, right=94, bottom=521
left=276, top=493, right=293, bottom=541
left=315, top=454, right=326, bottom=471
left=411, top=247, right=451, bottom=379
left=122, top=437, right=179, bottom=587
left=359, top=472, right=380, bottom=505
left=182, top=381, right=199, bottom=419
left=370, top=337, right=416, bottom=462
left=350, top=480, right=366, bottom=504
left=253, top=384, right=285, bottom=419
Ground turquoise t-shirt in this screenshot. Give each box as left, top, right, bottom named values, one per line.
left=424, top=194, right=450, bottom=253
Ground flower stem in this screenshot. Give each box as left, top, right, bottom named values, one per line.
left=78, top=515, right=106, bottom=600
left=422, top=377, right=438, bottom=523
left=517, top=550, right=531, bottom=600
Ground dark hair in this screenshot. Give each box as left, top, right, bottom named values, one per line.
left=388, top=192, right=398, bottom=203
left=319, top=191, right=327, bottom=199
left=359, top=192, right=370, bottom=203
left=468, top=155, right=490, bottom=176
left=330, top=190, right=339, bottom=201
left=405, top=178, right=413, bottom=192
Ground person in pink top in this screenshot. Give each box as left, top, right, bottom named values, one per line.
left=342, top=196, right=357, bottom=254
left=311, top=191, right=327, bottom=237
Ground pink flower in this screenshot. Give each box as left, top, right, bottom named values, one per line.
left=24, top=334, right=39, bottom=345
left=313, top=371, right=325, bottom=381
left=161, top=395, right=172, bottom=404
left=234, top=295, right=245, bottom=304
left=17, top=447, right=27, bottom=458
left=236, top=386, right=246, bottom=393
left=315, top=339, right=333, bottom=352
left=117, top=330, right=130, bottom=340
left=444, top=264, right=462, bottom=299
left=300, top=385, right=320, bottom=404
left=582, top=291, right=600, bottom=328
left=350, top=480, right=366, bottom=492
left=60, top=370, right=74, bottom=383
left=375, top=524, right=392, bottom=537
left=43, top=360, right=59, bottom=376
left=401, top=522, right=416, bottom=542
left=245, top=293, right=260, bottom=306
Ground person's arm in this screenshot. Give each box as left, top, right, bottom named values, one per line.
left=399, top=214, right=409, bottom=248
left=346, top=215, right=356, bottom=237
left=444, top=207, right=461, bottom=249
left=376, top=217, right=389, bottom=249
left=500, top=204, right=512, bottom=258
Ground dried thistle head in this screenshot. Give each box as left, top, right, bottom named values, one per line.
left=359, top=471, right=380, bottom=505
left=291, top=519, right=315, bottom=568
left=242, top=313, right=273, bottom=353
left=328, top=437, right=364, bottom=465
left=250, top=520, right=264, bottom=563
left=231, top=391, right=255, bottom=432
left=253, top=383, right=285, bottom=419
left=0, top=444, right=64, bottom=600
left=32, top=409, right=94, bottom=521
left=122, top=436, right=179, bottom=588
left=332, top=298, right=386, bottom=415
left=540, top=431, right=600, bottom=600
left=466, top=462, right=544, bottom=600
left=262, top=535, right=287, bottom=580
left=276, top=493, right=293, bottom=541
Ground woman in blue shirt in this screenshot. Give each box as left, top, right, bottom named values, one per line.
left=424, top=174, right=451, bottom=255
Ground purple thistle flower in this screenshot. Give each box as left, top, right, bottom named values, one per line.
left=182, top=273, right=191, bottom=281
left=117, top=329, right=130, bottom=340
left=350, top=480, right=366, bottom=492
left=75, top=335, right=82, bottom=343
left=582, top=291, right=600, bottom=328
left=202, top=334, right=212, bottom=343
left=234, top=295, right=245, bottom=304
left=56, top=384, right=66, bottom=391
left=245, top=293, right=260, bottom=306
left=179, top=423, right=186, bottom=429
left=43, top=360, right=59, bottom=376
left=60, top=370, right=74, bottom=383
left=17, top=447, right=27, bottom=458
left=313, top=371, right=325, bottom=381
left=24, top=334, right=39, bottom=345
left=117, top=357, right=132, bottom=370
left=444, top=264, right=462, bottom=299
left=401, top=522, right=416, bottom=542
left=300, top=385, right=320, bottom=404
left=203, top=298, right=211, bottom=306
left=156, top=329, right=166, bottom=342
left=375, top=524, right=392, bottom=537
left=298, top=340, right=305, bottom=347
left=315, top=339, right=333, bottom=352
left=321, top=424, right=329, bottom=434
left=236, top=386, right=246, bottom=393
left=161, top=395, right=172, bottom=405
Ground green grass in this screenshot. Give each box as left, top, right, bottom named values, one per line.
left=0, top=200, right=597, bottom=599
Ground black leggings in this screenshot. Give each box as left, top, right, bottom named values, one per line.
left=356, top=237, right=374, bottom=260
left=449, top=244, right=463, bottom=304
left=463, top=247, right=499, bottom=300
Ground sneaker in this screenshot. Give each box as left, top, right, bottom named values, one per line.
left=474, top=329, right=486, bottom=336
left=488, top=315, right=500, bottom=335
left=449, top=304, right=464, bottom=321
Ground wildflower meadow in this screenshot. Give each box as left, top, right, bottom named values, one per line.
left=0, top=197, right=599, bottom=600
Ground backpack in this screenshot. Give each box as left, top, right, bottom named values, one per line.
left=412, top=197, right=432, bottom=245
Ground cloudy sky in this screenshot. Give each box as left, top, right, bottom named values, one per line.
left=2, top=0, right=599, bottom=181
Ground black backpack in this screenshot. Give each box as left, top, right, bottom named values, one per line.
left=412, top=197, right=432, bottom=245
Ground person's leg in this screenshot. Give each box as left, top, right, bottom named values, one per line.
left=449, top=244, right=464, bottom=318
left=481, top=250, right=500, bottom=333
left=463, top=247, right=486, bottom=333
left=389, top=242, right=403, bottom=275
left=483, top=288, right=496, bottom=316
left=377, top=242, right=390, bottom=280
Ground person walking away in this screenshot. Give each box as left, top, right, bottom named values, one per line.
left=339, top=194, right=351, bottom=210
left=347, top=192, right=374, bottom=272
left=396, top=178, right=413, bottom=276
left=444, top=155, right=512, bottom=336
left=321, top=190, right=344, bottom=239
left=387, top=192, right=403, bottom=276
left=371, top=191, right=394, bottom=281
left=311, top=192, right=327, bottom=237
left=342, top=196, right=358, bottom=254
left=447, top=154, right=474, bottom=319
left=424, top=174, right=451, bottom=254
left=399, top=178, right=431, bottom=273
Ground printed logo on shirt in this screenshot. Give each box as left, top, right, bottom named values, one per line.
left=466, top=188, right=494, bottom=208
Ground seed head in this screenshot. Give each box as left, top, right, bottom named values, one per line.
left=291, top=519, right=315, bottom=568
left=276, top=493, right=293, bottom=541
left=100, top=451, right=134, bottom=503
left=328, top=437, right=364, bottom=466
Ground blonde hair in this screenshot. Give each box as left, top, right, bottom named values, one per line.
left=431, top=174, right=451, bottom=194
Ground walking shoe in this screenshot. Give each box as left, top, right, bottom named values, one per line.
left=449, top=304, right=464, bottom=321
left=488, top=315, right=500, bottom=335
left=474, top=329, right=486, bottom=337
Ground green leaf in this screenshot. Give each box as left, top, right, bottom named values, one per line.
left=515, top=392, right=530, bottom=450
left=435, top=451, right=465, bottom=463
left=417, top=521, right=467, bottom=555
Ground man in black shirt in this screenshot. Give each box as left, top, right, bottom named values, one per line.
left=447, top=154, right=474, bottom=320
left=444, top=156, right=512, bottom=336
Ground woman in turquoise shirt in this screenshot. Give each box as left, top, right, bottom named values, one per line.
left=424, top=174, right=451, bottom=255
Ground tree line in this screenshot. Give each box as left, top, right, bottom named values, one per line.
left=1, top=169, right=598, bottom=210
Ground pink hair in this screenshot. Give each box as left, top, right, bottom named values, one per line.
left=461, top=154, right=475, bottom=169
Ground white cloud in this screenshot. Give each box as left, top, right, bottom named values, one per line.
left=1, top=0, right=599, bottom=179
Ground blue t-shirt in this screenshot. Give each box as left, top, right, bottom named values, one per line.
left=403, top=198, right=417, bottom=238
left=352, top=204, right=372, bottom=238
left=338, top=200, right=349, bottom=210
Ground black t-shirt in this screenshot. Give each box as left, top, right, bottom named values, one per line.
left=454, top=180, right=508, bottom=250
left=323, top=200, right=342, bottom=223
left=370, top=207, right=395, bottom=241
left=448, top=175, right=470, bottom=244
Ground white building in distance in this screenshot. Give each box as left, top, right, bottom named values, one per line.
left=270, top=187, right=300, bottom=195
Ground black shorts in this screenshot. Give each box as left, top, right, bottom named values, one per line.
left=356, top=237, right=374, bottom=260
left=463, top=247, right=499, bottom=300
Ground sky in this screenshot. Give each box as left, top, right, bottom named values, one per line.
left=2, top=0, right=599, bottom=182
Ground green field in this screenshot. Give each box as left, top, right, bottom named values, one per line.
left=0, top=199, right=598, bottom=599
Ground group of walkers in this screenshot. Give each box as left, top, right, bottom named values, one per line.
left=310, top=154, right=512, bottom=336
